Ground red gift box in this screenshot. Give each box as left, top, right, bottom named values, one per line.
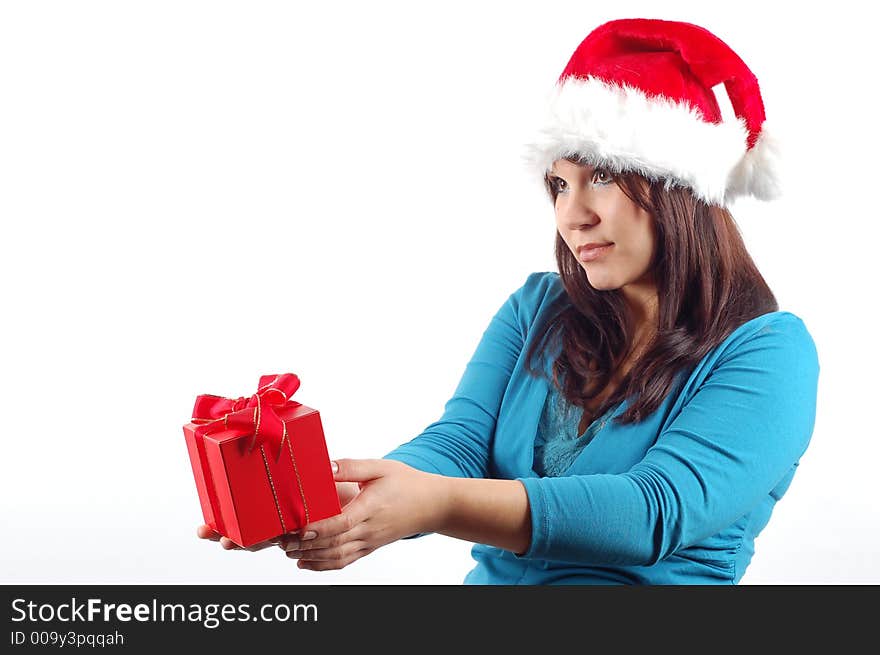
left=183, top=373, right=341, bottom=547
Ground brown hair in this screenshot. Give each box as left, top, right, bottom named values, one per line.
left=525, top=156, right=778, bottom=426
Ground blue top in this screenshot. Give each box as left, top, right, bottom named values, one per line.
left=383, top=271, right=820, bottom=584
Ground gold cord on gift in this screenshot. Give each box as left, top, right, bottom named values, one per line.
left=249, top=393, right=263, bottom=454
left=260, top=445, right=287, bottom=534
left=283, top=420, right=310, bottom=526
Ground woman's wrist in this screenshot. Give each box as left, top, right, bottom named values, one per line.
left=427, top=475, right=532, bottom=555
left=423, top=472, right=456, bottom=535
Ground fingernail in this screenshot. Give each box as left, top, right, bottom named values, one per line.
left=286, top=551, right=301, bottom=559
left=281, top=540, right=300, bottom=552
left=331, top=461, right=338, bottom=474
left=302, top=530, right=317, bottom=540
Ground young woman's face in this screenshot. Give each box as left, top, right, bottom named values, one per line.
left=550, top=159, right=657, bottom=295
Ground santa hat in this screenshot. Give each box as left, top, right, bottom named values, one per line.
left=522, top=18, right=782, bottom=207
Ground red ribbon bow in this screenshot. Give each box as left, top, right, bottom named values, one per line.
left=190, top=373, right=302, bottom=462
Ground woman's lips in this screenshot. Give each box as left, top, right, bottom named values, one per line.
left=578, top=243, right=614, bottom=262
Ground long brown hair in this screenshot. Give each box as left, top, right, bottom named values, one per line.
left=525, top=156, right=778, bottom=425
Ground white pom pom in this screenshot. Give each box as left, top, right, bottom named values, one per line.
left=725, top=121, right=784, bottom=204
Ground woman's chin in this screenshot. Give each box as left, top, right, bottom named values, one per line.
left=583, top=273, right=619, bottom=291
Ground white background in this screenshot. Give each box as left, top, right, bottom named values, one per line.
left=2, top=0, right=877, bottom=585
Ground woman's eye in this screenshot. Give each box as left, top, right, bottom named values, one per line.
left=550, top=177, right=565, bottom=194
left=593, top=169, right=612, bottom=185
left=552, top=169, right=611, bottom=195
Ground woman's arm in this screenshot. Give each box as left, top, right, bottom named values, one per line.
left=438, top=476, right=532, bottom=555
left=277, top=459, right=533, bottom=570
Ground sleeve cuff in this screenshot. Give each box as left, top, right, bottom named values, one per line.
left=514, top=476, right=550, bottom=560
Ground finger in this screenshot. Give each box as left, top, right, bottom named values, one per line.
left=291, top=507, right=368, bottom=549
left=295, top=546, right=373, bottom=572
left=220, top=536, right=243, bottom=550
left=287, top=523, right=366, bottom=554
left=196, top=525, right=221, bottom=541
left=332, top=458, right=388, bottom=484
left=287, top=539, right=366, bottom=562
left=276, top=530, right=305, bottom=551
left=278, top=527, right=321, bottom=553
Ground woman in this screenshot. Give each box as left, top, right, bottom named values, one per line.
left=198, top=18, right=820, bottom=584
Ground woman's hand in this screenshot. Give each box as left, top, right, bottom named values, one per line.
left=278, top=459, right=448, bottom=571
left=195, top=479, right=364, bottom=552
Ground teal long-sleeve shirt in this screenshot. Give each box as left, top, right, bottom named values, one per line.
left=383, top=271, right=820, bottom=584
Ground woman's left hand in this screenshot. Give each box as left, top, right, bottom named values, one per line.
left=278, top=459, right=447, bottom=571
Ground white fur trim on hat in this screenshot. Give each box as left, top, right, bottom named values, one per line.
left=521, top=76, right=782, bottom=206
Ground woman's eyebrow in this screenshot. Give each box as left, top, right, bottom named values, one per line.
left=549, top=165, right=595, bottom=177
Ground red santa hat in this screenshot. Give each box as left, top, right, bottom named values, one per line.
left=522, top=18, right=782, bottom=207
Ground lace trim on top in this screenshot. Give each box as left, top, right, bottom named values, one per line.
left=533, top=383, right=622, bottom=477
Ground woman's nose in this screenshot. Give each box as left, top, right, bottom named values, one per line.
left=558, top=204, right=598, bottom=231
left=557, top=189, right=598, bottom=227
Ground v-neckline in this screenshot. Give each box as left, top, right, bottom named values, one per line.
left=545, top=374, right=623, bottom=438
left=531, top=378, right=628, bottom=476
left=576, top=398, right=620, bottom=438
